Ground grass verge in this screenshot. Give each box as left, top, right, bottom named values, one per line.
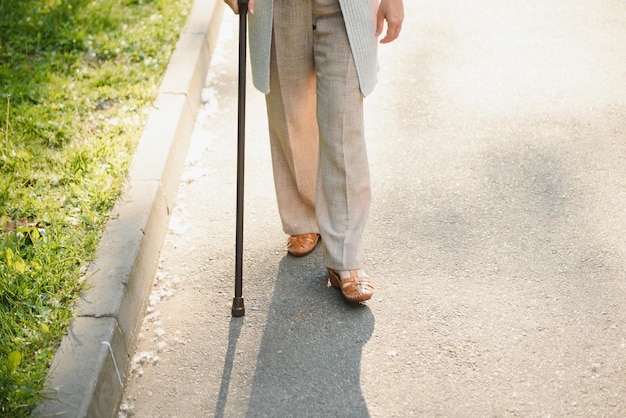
left=0, top=0, right=193, bottom=415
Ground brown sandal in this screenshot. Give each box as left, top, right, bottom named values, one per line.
left=327, top=268, right=374, bottom=303
left=287, top=233, right=320, bottom=257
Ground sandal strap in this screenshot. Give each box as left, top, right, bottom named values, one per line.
left=287, top=233, right=320, bottom=257
left=327, top=268, right=374, bottom=303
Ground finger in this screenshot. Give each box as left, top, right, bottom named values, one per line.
left=375, top=11, right=385, bottom=37
left=248, top=0, right=255, bottom=14
left=224, top=0, right=239, bottom=14
left=380, top=21, right=402, bottom=44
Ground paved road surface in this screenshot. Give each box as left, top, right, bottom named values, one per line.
left=120, top=1, right=626, bottom=416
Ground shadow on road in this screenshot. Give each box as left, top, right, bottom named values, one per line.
left=216, top=252, right=375, bottom=417
left=215, top=316, right=244, bottom=418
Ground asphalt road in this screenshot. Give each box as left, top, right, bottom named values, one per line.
left=120, top=0, right=626, bottom=416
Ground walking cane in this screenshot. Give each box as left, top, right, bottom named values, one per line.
left=232, top=0, right=248, bottom=317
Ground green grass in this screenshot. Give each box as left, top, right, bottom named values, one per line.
left=0, top=0, right=193, bottom=415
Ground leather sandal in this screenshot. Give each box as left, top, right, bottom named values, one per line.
left=287, top=233, right=320, bottom=257
left=327, top=268, right=374, bottom=303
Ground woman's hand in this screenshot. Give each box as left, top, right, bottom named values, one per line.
left=376, top=0, right=404, bottom=44
left=223, top=0, right=255, bottom=15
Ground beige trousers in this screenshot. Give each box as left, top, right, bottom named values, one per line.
left=266, top=0, right=371, bottom=270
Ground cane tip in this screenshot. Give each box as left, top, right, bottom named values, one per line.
left=231, top=297, right=245, bottom=317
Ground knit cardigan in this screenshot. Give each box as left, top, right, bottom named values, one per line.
left=248, top=0, right=379, bottom=97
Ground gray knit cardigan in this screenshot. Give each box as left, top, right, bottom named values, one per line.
left=248, top=0, right=380, bottom=97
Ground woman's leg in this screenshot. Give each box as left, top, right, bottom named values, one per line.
left=265, top=0, right=319, bottom=236
left=312, top=0, right=371, bottom=271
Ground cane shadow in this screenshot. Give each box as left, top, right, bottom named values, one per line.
left=244, top=253, right=375, bottom=417
left=215, top=316, right=243, bottom=418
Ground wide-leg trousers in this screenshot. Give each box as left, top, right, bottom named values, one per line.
left=265, top=0, right=371, bottom=270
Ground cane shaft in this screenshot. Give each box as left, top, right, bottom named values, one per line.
left=232, top=6, right=248, bottom=317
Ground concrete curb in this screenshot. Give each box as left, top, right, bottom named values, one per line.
left=33, top=1, right=225, bottom=416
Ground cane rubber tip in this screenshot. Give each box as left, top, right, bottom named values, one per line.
left=231, top=297, right=245, bottom=317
